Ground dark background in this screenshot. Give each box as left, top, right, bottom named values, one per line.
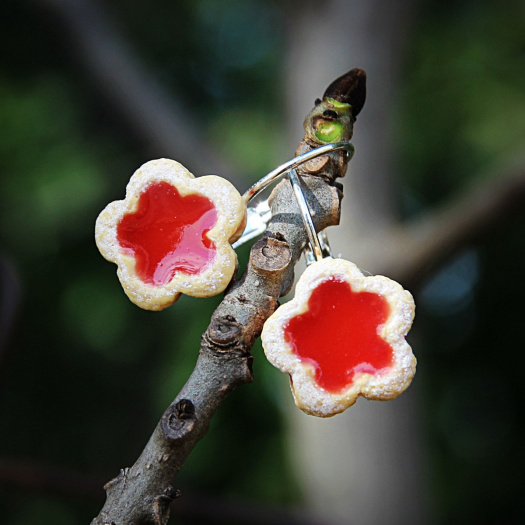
left=1, top=0, right=524, bottom=524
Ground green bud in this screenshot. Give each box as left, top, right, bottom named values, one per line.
left=326, top=97, right=352, bottom=112
left=313, top=118, right=345, bottom=142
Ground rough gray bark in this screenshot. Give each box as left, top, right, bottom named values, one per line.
left=91, top=135, right=348, bottom=523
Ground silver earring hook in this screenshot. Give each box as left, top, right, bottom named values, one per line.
left=288, top=169, right=323, bottom=262
left=241, top=141, right=354, bottom=204
left=304, top=229, right=333, bottom=266
left=288, top=169, right=333, bottom=265
left=233, top=141, right=353, bottom=249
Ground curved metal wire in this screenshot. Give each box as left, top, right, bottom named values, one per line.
left=233, top=142, right=353, bottom=250
left=288, top=169, right=324, bottom=262
left=242, top=141, right=354, bottom=204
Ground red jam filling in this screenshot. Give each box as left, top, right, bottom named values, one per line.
left=284, top=278, right=393, bottom=393
left=117, top=182, right=217, bottom=285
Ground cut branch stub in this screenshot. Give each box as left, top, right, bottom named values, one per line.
left=161, top=400, right=196, bottom=442
left=251, top=237, right=292, bottom=274
left=153, top=487, right=181, bottom=525
left=208, top=315, right=243, bottom=347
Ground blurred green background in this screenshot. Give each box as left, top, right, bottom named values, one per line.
left=1, top=0, right=524, bottom=524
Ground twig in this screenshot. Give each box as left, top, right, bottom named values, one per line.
left=90, top=70, right=360, bottom=522
left=91, top=172, right=342, bottom=525
left=346, top=157, right=525, bottom=287
left=398, top=159, right=525, bottom=284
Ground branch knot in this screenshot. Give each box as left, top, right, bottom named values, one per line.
left=207, top=315, right=242, bottom=347
left=161, top=399, right=196, bottom=442
left=251, top=237, right=291, bottom=274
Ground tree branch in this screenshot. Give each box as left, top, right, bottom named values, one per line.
left=31, top=0, right=241, bottom=180
left=346, top=156, right=525, bottom=288
left=398, top=159, right=525, bottom=285
left=91, top=136, right=346, bottom=522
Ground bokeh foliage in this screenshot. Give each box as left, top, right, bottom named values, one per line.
left=1, top=0, right=524, bottom=523
left=399, top=0, right=525, bottom=523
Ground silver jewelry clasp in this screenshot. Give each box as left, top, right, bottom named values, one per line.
left=233, top=141, right=353, bottom=254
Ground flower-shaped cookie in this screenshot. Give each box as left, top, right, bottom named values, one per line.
left=261, top=257, right=416, bottom=417
left=95, top=159, right=246, bottom=311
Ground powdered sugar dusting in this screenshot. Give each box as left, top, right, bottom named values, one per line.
left=95, top=159, right=246, bottom=311
left=261, top=257, right=416, bottom=417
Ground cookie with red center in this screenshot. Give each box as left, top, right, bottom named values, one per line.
left=261, top=257, right=416, bottom=417
left=95, top=159, right=246, bottom=311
